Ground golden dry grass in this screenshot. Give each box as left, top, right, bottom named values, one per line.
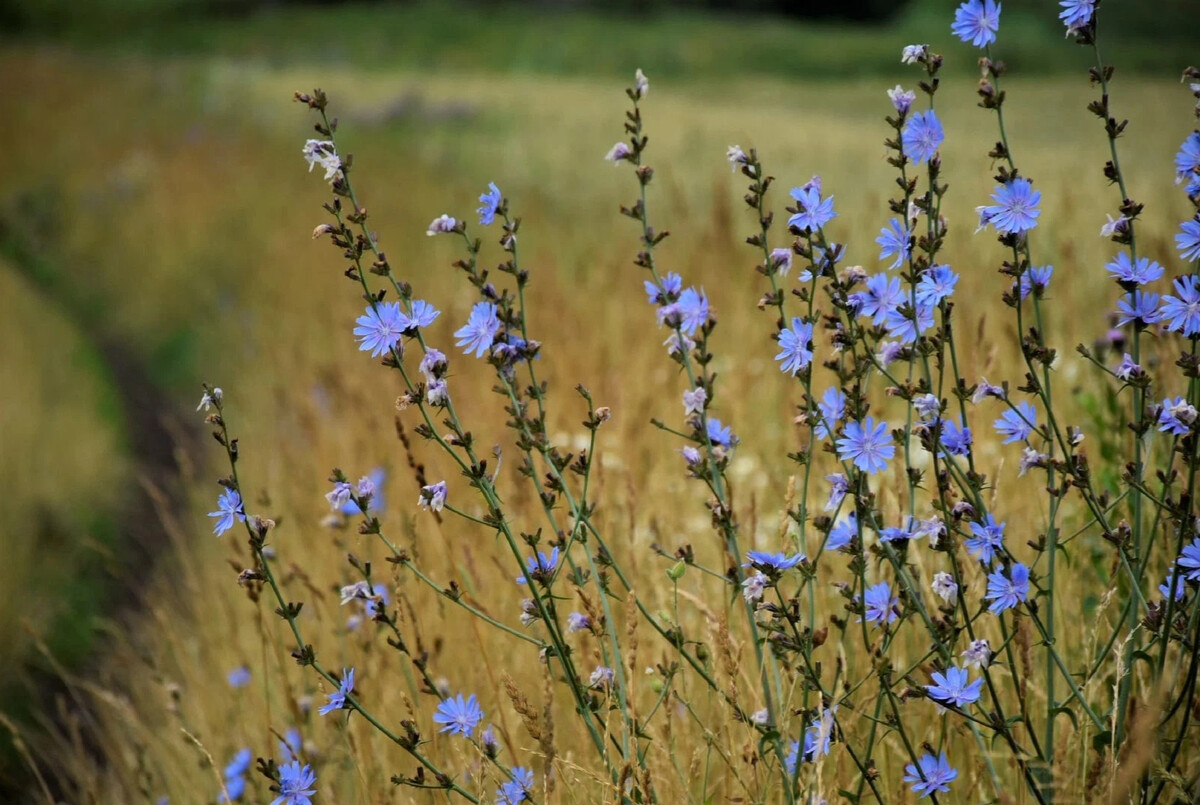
left=2, top=44, right=1198, bottom=803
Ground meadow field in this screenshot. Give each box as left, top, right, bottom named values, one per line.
left=2, top=2, right=1200, bottom=803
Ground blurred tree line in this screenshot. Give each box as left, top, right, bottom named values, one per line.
left=2, top=0, right=1197, bottom=59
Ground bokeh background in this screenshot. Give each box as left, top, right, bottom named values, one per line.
left=1, top=0, right=1198, bottom=801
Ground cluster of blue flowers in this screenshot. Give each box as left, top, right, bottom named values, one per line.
left=208, top=3, right=1200, bottom=802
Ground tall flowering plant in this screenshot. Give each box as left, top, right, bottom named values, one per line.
left=197, top=3, right=1200, bottom=802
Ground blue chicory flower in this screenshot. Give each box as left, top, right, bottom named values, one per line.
left=877, top=218, right=912, bottom=269
left=902, top=110, right=945, bottom=165
left=837, top=416, right=895, bottom=475
left=814, top=387, right=845, bottom=441
left=776, top=318, right=814, bottom=375
left=985, top=562, right=1030, bottom=614
left=994, top=401, right=1037, bottom=444
left=516, top=548, right=560, bottom=585
left=925, top=665, right=984, bottom=708
left=965, top=514, right=1006, bottom=564
left=788, top=179, right=837, bottom=232
left=271, top=762, right=317, bottom=805
left=477, top=182, right=502, bottom=226
left=354, top=301, right=406, bottom=357
left=983, top=178, right=1041, bottom=235
left=904, top=751, right=958, bottom=798
left=952, top=0, right=1000, bottom=47
left=1176, top=218, right=1200, bottom=262
left=455, top=302, right=502, bottom=357
left=434, top=693, right=485, bottom=738
left=209, top=489, right=246, bottom=536
left=863, top=581, right=899, bottom=625
left=1106, top=253, right=1164, bottom=286
left=318, top=668, right=355, bottom=716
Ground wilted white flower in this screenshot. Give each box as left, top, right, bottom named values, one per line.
left=913, top=393, right=941, bottom=420
left=742, top=571, right=768, bottom=604
left=426, top=214, right=457, bottom=236
left=589, top=665, right=616, bottom=689
left=963, top=638, right=992, bottom=668
left=727, top=145, right=751, bottom=172
left=931, top=572, right=958, bottom=604
left=887, top=84, right=916, bottom=115
left=683, top=386, right=707, bottom=416
left=1167, top=398, right=1199, bottom=425
left=1019, top=447, right=1050, bottom=477
left=326, top=481, right=353, bottom=511
left=680, top=446, right=702, bottom=468
left=915, top=516, right=946, bottom=547
left=605, top=142, right=633, bottom=164
left=339, top=581, right=371, bottom=605
left=426, top=378, right=449, bottom=406
left=1100, top=213, right=1130, bottom=238
left=634, top=68, right=649, bottom=96
left=972, top=377, right=1005, bottom=404
left=302, top=139, right=341, bottom=180
left=974, top=205, right=994, bottom=233
left=901, top=44, right=928, bottom=64
left=771, top=247, right=793, bottom=276
left=519, top=599, right=538, bottom=627
left=418, top=481, right=448, bottom=513
left=197, top=387, right=222, bottom=412
left=877, top=341, right=903, bottom=366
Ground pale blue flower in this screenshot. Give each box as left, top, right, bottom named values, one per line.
left=402, top=299, right=441, bottom=330
left=902, top=110, right=945, bottom=165
left=319, top=668, right=355, bottom=716
left=916, top=265, right=958, bottom=305
left=965, top=514, right=1005, bottom=564
left=1106, top=253, right=1164, bottom=286
left=706, top=417, right=736, bottom=448
left=743, top=550, right=805, bottom=573
left=227, top=666, right=251, bottom=689
left=516, top=548, right=559, bottom=585
left=498, top=766, right=535, bottom=804
left=863, top=581, right=899, bottom=625
left=477, top=182, right=502, bottom=226
left=209, top=489, right=246, bottom=536
left=1059, top=0, right=1094, bottom=31
left=354, top=301, right=406, bottom=357
left=272, top=762, right=316, bottom=805
left=1159, top=275, right=1200, bottom=335
left=454, top=302, right=502, bottom=357
left=1177, top=218, right=1200, bottom=262
left=814, top=387, right=845, bottom=440
left=827, top=512, right=857, bottom=551
left=1116, top=292, right=1161, bottom=328
left=925, top=665, right=984, bottom=708
left=837, top=417, right=894, bottom=475
left=876, top=218, right=912, bottom=269
left=986, top=562, right=1030, bottom=614
left=984, top=178, right=1041, bottom=235
left=994, top=401, right=1037, bottom=444
left=904, top=751, right=958, bottom=797
left=952, top=0, right=1000, bottom=47
left=776, top=318, right=814, bottom=375
left=434, top=693, right=484, bottom=738
left=788, top=180, right=837, bottom=232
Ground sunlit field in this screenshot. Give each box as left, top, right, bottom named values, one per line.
left=2, top=9, right=1198, bottom=802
